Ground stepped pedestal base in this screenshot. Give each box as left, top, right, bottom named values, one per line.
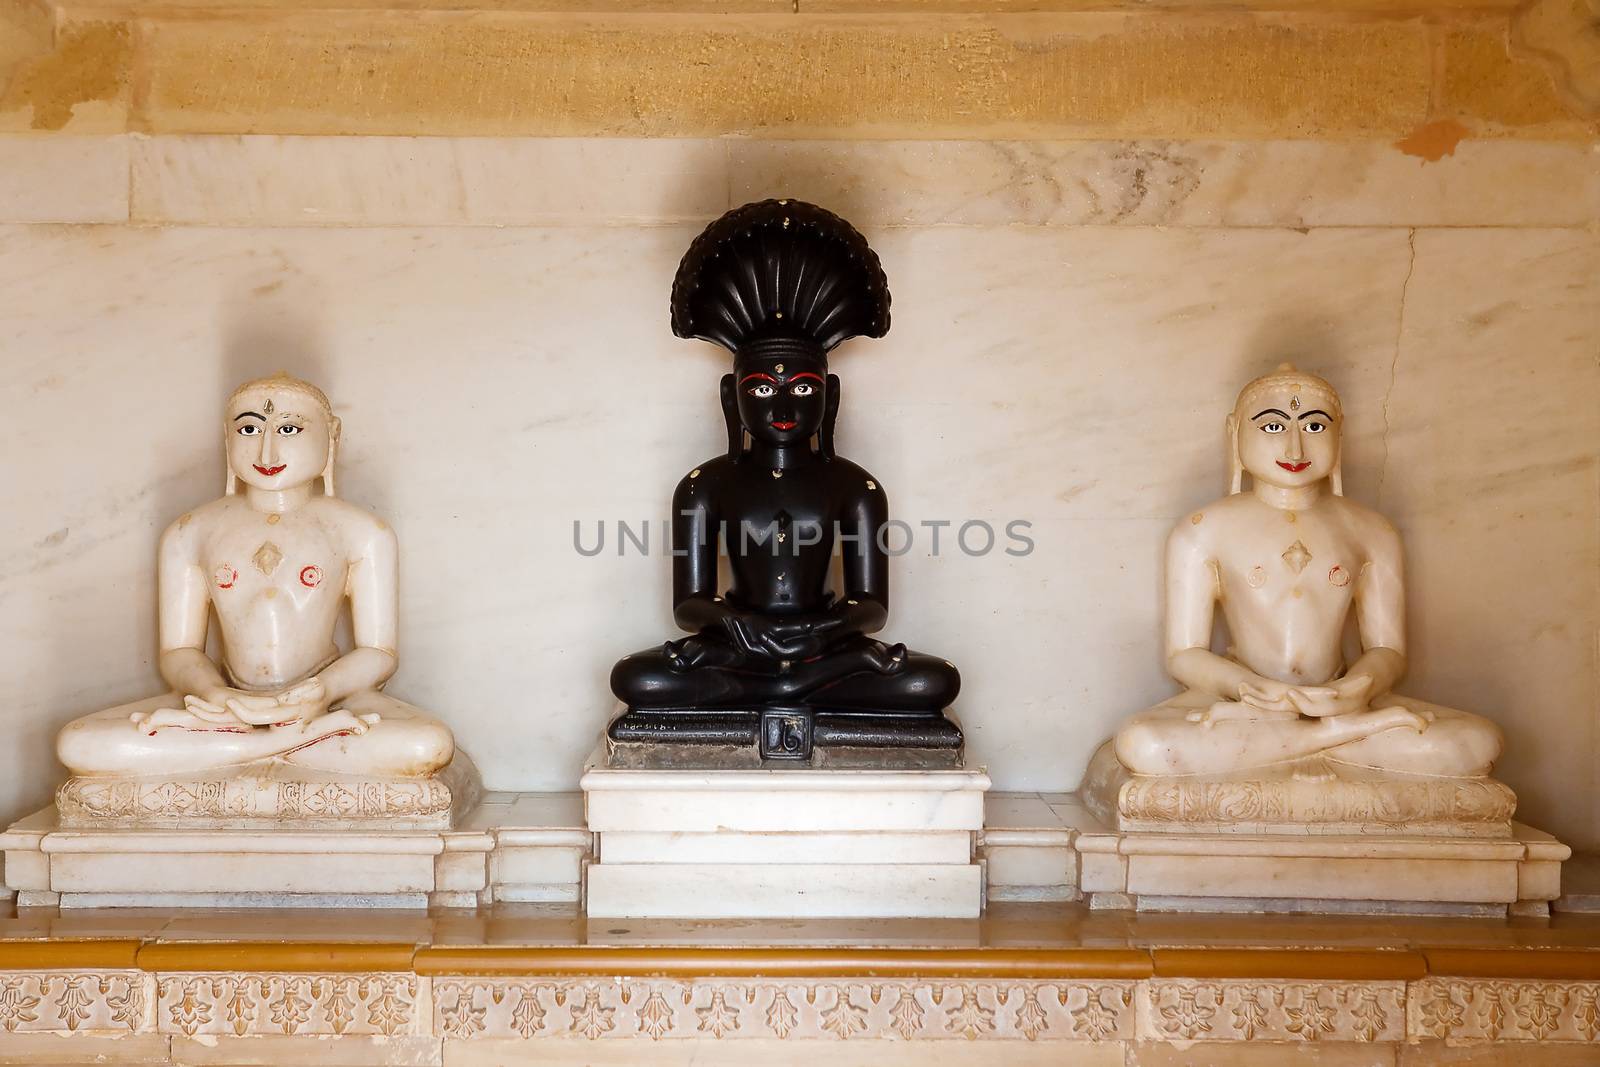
left=1, top=755, right=501, bottom=908
left=582, top=742, right=990, bottom=918
left=1076, top=742, right=1568, bottom=916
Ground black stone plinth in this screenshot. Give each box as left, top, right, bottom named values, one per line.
left=605, top=707, right=964, bottom=770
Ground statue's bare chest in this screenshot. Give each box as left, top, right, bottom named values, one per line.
left=1216, top=515, right=1363, bottom=608
left=200, top=515, right=346, bottom=605
left=713, top=466, right=849, bottom=599
left=720, top=467, right=851, bottom=550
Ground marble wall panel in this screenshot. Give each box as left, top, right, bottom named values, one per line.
left=0, top=223, right=1429, bottom=818
left=1378, top=228, right=1600, bottom=848
left=130, top=136, right=729, bottom=226
left=0, top=135, right=127, bottom=223
left=727, top=139, right=1600, bottom=229
left=0, top=136, right=1594, bottom=851
left=118, top=136, right=1598, bottom=230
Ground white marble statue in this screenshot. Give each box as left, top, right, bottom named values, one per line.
left=1111, top=364, right=1503, bottom=778
left=57, top=374, right=454, bottom=779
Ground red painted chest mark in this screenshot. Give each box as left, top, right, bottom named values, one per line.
left=215, top=564, right=237, bottom=590
left=299, top=565, right=324, bottom=589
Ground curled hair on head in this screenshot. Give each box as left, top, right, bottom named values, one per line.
left=670, top=199, right=891, bottom=358
left=228, top=372, right=335, bottom=421
left=1232, top=362, right=1343, bottom=422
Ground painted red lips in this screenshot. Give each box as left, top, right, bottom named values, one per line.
left=253, top=464, right=287, bottom=476
left=1277, top=461, right=1312, bottom=473
left=770, top=421, right=798, bottom=431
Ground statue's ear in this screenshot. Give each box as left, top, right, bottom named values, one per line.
left=1330, top=431, right=1344, bottom=497
left=1226, top=413, right=1243, bottom=494
left=719, top=374, right=742, bottom=460
left=322, top=416, right=342, bottom=497
left=224, top=427, right=239, bottom=495
left=818, top=372, right=842, bottom=459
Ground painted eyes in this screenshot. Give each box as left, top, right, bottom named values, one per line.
left=747, top=382, right=818, bottom=399
left=1261, top=419, right=1328, bottom=435
left=236, top=423, right=304, bottom=436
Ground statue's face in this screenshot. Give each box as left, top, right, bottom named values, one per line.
left=735, top=357, right=827, bottom=447
left=226, top=385, right=332, bottom=493
left=1236, top=383, right=1340, bottom=491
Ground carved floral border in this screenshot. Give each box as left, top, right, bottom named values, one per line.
left=1140, top=980, right=1407, bottom=1043
left=154, top=973, right=419, bottom=1037
left=431, top=978, right=1136, bottom=1041
left=58, top=777, right=452, bottom=822
left=2, top=972, right=1597, bottom=1044
left=0, top=972, right=151, bottom=1033
left=1411, top=979, right=1600, bottom=1043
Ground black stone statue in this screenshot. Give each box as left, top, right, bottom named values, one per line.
left=608, top=200, right=962, bottom=763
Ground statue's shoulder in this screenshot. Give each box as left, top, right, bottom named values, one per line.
left=1329, top=495, right=1401, bottom=546
left=673, top=456, right=732, bottom=501
left=162, top=496, right=233, bottom=543
left=1170, top=493, right=1242, bottom=543
left=828, top=457, right=883, bottom=495
left=310, top=496, right=389, bottom=533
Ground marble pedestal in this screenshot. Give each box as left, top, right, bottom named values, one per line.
left=1, top=756, right=490, bottom=908
left=582, top=743, right=990, bottom=918
left=1075, top=742, right=1569, bottom=916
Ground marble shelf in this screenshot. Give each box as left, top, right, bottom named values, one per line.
left=0, top=900, right=1595, bottom=1065
left=8, top=789, right=1579, bottom=917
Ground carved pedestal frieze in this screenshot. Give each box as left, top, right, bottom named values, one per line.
left=1085, top=745, right=1517, bottom=837
left=0, top=970, right=1593, bottom=1049
left=1139, top=980, right=1407, bottom=1043
left=155, top=974, right=420, bottom=1037
left=431, top=978, right=1136, bottom=1041
left=1410, top=978, right=1600, bottom=1043
left=0, top=972, right=152, bottom=1034
left=57, top=775, right=454, bottom=827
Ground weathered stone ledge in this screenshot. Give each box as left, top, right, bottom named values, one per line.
left=1, top=1, right=1592, bottom=138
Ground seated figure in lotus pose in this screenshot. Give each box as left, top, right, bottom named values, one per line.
left=608, top=199, right=960, bottom=757
left=1112, top=364, right=1503, bottom=778
left=56, top=373, right=454, bottom=779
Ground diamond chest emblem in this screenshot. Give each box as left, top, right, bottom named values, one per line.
left=1281, top=539, right=1313, bottom=575
left=252, top=541, right=284, bottom=576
